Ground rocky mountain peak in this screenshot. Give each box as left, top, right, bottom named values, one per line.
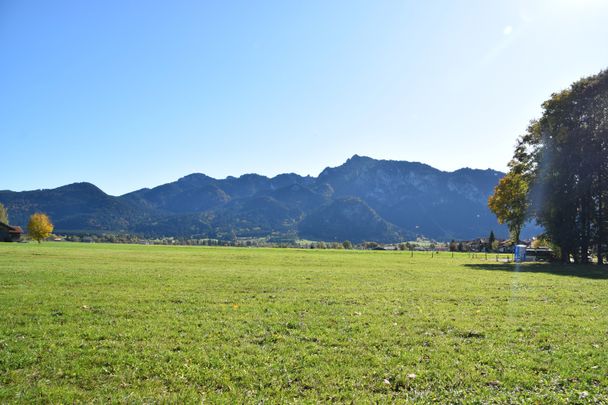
left=0, top=156, right=534, bottom=241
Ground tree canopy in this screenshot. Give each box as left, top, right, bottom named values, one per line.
left=490, top=69, right=608, bottom=263
left=488, top=171, right=528, bottom=244
left=28, top=213, right=54, bottom=243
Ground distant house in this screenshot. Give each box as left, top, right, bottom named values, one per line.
left=498, top=240, right=513, bottom=253
left=0, top=222, right=23, bottom=242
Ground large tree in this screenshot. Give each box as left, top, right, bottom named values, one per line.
left=488, top=172, right=528, bottom=244
left=493, top=69, right=608, bottom=263
left=28, top=213, right=54, bottom=243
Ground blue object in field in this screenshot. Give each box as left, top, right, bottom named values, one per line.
left=514, top=245, right=527, bottom=263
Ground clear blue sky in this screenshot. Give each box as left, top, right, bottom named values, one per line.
left=2, top=0, right=607, bottom=195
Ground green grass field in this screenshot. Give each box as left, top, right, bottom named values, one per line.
left=1, top=243, right=607, bottom=403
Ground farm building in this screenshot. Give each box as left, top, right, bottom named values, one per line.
left=0, top=222, right=23, bottom=242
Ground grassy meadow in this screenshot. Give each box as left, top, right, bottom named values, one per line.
left=1, top=243, right=607, bottom=403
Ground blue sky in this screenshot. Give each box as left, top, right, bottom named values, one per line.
left=1, top=0, right=607, bottom=195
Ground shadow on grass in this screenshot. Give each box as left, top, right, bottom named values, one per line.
left=463, top=262, right=608, bottom=280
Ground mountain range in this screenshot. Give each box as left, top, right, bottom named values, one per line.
left=0, top=155, right=523, bottom=242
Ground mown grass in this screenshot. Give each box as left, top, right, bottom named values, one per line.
left=1, top=243, right=607, bottom=403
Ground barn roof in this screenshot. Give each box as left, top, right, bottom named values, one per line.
left=0, top=222, right=23, bottom=234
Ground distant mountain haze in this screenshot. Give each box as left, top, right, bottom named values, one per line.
left=0, top=155, right=538, bottom=242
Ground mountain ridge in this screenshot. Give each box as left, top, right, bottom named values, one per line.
left=1, top=155, right=522, bottom=242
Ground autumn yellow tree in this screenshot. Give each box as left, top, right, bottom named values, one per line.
left=28, top=213, right=54, bottom=243
left=0, top=202, right=8, bottom=224
left=488, top=171, right=529, bottom=244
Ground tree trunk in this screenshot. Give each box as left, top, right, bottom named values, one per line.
left=512, top=225, right=521, bottom=246
left=561, top=247, right=570, bottom=263
left=598, top=168, right=604, bottom=265
left=580, top=193, right=591, bottom=264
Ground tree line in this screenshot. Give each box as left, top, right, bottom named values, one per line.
left=489, top=69, right=608, bottom=263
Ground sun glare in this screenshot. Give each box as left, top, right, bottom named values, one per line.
left=551, top=0, right=607, bottom=12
